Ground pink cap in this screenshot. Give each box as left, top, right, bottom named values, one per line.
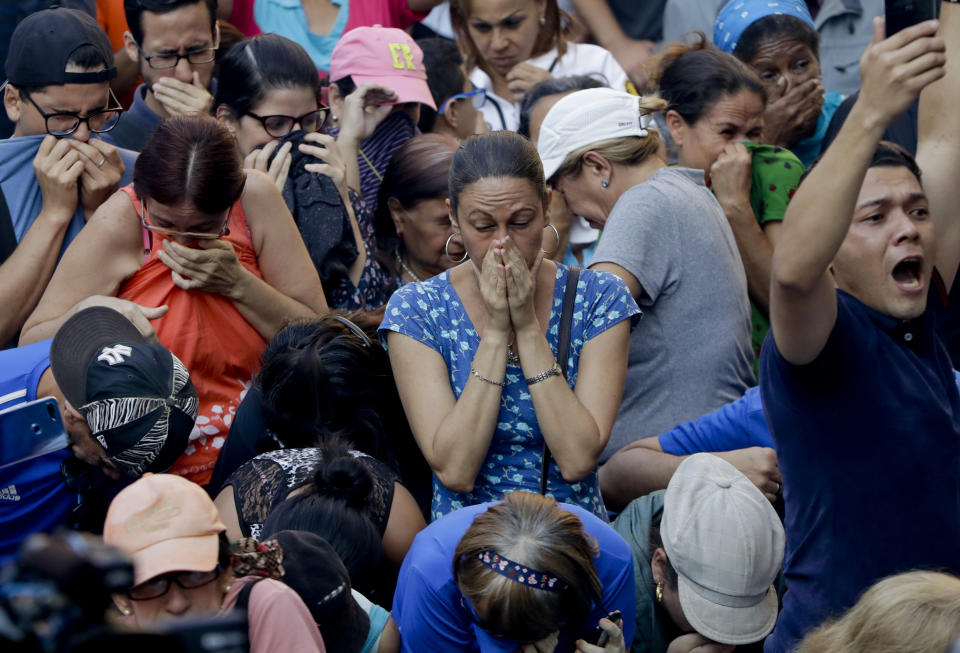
left=104, top=473, right=226, bottom=585
left=329, top=25, right=437, bottom=110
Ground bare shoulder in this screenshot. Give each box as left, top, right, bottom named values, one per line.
left=85, top=190, right=142, bottom=250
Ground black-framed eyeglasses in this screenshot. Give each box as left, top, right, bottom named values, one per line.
left=127, top=564, right=222, bottom=601
left=135, top=41, right=218, bottom=70
left=243, top=107, right=330, bottom=138
left=21, top=87, right=123, bottom=137
left=439, top=88, right=486, bottom=115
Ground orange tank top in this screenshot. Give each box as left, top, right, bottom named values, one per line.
left=117, top=185, right=267, bottom=485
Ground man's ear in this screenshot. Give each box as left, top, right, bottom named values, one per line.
left=216, top=105, right=238, bottom=135
left=664, top=109, right=686, bottom=148
left=123, top=31, right=140, bottom=64
left=3, top=83, right=22, bottom=123
left=442, top=98, right=461, bottom=132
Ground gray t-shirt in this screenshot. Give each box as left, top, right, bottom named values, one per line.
left=591, top=167, right=754, bottom=461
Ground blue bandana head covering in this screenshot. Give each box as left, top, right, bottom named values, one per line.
left=714, top=0, right=816, bottom=54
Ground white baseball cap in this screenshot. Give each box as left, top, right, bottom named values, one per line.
left=660, top=453, right=784, bottom=645
left=537, top=87, right=654, bottom=182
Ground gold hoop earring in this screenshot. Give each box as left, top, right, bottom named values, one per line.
left=541, top=223, right=560, bottom=256
left=656, top=582, right=663, bottom=604
left=445, top=234, right=468, bottom=263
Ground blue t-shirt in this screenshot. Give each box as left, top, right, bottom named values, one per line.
left=0, top=133, right=138, bottom=258
left=392, top=501, right=636, bottom=653
left=379, top=264, right=640, bottom=521
left=254, top=0, right=349, bottom=73
left=0, top=339, right=74, bottom=562
left=760, top=287, right=960, bottom=653
left=659, top=370, right=960, bottom=456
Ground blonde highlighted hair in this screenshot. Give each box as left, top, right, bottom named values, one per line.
left=551, top=95, right=668, bottom=182
left=795, top=571, right=960, bottom=653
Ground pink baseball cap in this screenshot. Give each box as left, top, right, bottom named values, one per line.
left=329, top=25, right=437, bottom=110
left=104, top=473, right=226, bottom=585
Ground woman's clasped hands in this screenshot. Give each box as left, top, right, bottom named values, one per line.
left=476, top=235, right=543, bottom=335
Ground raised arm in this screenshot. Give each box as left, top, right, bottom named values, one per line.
left=769, top=19, right=945, bottom=364
left=917, top=1, right=960, bottom=291
left=20, top=190, right=145, bottom=344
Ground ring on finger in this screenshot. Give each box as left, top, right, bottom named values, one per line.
left=97, top=157, right=106, bottom=168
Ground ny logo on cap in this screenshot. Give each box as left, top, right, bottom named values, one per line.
left=98, top=344, right=133, bottom=366
left=388, top=43, right=416, bottom=70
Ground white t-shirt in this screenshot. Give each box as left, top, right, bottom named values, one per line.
left=470, top=43, right=629, bottom=132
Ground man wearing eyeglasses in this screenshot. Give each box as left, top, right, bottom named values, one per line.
left=107, top=0, right=218, bottom=152
left=0, top=7, right=136, bottom=348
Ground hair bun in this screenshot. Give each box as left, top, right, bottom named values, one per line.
left=312, top=437, right=374, bottom=509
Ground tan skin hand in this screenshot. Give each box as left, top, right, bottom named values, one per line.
left=500, top=235, right=543, bottom=331
left=152, top=71, right=214, bottom=117
left=476, top=238, right=512, bottom=334
left=505, top=62, right=553, bottom=102
left=718, top=446, right=782, bottom=503
left=708, top=142, right=754, bottom=216
left=575, top=617, right=627, bottom=653
left=338, top=84, right=398, bottom=142
left=157, top=238, right=248, bottom=296
left=243, top=140, right=293, bottom=191
left=299, top=133, right=349, bottom=199
left=72, top=138, right=125, bottom=218
left=762, top=77, right=824, bottom=147
left=33, top=135, right=85, bottom=220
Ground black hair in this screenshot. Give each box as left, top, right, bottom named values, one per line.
left=215, top=34, right=321, bottom=119
left=217, top=531, right=231, bottom=570
left=517, top=75, right=606, bottom=139
left=257, top=316, right=395, bottom=464
left=800, top=141, right=923, bottom=187
left=260, top=438, right=383, bottom=596
left=732, top=14, right=821, bottom=64
left=123, top=0, right=218, bottom=45
left=651, top=33, right=765, bottom=125
left=17, top=44, right=110, bottom=97
left=449, top=131, right=547, bottom=216
left=416, top=38, right=465, bottom=133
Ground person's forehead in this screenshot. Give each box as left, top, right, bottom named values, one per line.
left=857, top=166, right=925, bottom=205
left=467, top=0, right=538, bottom=22
left=460, top=177, right=541, bottom=212
left=30, top=81, right=110, bottom=112
left=250, top=86, right=319, bottom=116
left=705, top=91, right=764, bottom=125
left=140, top=2, right=215, bottom=45
left=750, top=33, right=815, bottom=63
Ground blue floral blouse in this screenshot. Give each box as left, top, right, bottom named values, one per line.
left=379, top=263, right=640, bottom=521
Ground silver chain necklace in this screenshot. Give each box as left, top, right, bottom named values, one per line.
left=395, top=249, right=423, bottom=283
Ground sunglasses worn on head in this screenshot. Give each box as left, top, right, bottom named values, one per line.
left=140, top=200, right=232, bottom=241
left=439, top=88, right=486, bottom=115
left=127, top=564, right=221, bottom=600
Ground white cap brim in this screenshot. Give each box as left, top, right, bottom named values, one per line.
left=677, top=576, right=779, bottom=645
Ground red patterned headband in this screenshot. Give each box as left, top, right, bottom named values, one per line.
left=477, top=550, right=568, bottom=592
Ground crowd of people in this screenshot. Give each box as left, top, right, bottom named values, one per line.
left=2, top=0, right=960, bottom=652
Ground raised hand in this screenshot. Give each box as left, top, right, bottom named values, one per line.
left=762, top=77, right=825, bottom=147
left=476, top=238, right=511, bottom=335
left=501, top=236, right=542, bottom=332
left=300, top=133, right=349, bottom=199
left=857, top=17, right=945, bottom=130
left=505, top=62, right=553, bottom=102
left=708, top=142, right=753, bottom=216
left=33, top=135, right=84, bottom=222
left=337, top=83, right=398, bottom=143
left=243, top=140, right=293, bottom=191
left=72, top=138, right=125, bottom=218
left=157, top=238, right=248, bottom=297
left=152, top=71, right=214, bottom=117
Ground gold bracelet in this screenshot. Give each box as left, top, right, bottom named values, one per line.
left=525, top=362, right=562, bottom=386
left=470, top=367, right=505, bottom=387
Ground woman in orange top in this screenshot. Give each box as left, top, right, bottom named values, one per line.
left=22, top=116, right=328, bottom=486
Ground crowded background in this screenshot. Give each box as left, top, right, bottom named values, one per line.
left=1, top=0, right=959, bottom=651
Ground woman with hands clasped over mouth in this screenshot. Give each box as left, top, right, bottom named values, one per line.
left=380, top=131, right=638, bottom=521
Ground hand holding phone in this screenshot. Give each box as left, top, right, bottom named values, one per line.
left=595, top=610, right=622, bottom=647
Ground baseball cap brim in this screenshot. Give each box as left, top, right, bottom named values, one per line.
left=676, top=575, right=779, bottom=646
left=129, top=531, right=221, bottom=586
left=349, top=73, right=437, bottom=111
left=50, top=307, right=149, bottom=409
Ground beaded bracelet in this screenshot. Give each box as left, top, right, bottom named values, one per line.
left=525, top=362, right=562, bottom=386
left=471, top=366, right=505, bottom=387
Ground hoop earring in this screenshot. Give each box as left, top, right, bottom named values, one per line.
left=656, top=582, right=663, bottom=604
left=445, top=234, right=468, bottom=263
left=541, top=223, right=560, bottom=256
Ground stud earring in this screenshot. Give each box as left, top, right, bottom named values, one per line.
left=122, top=608, right=131, bottom=615
left=539, top=15, right=546, bottom=26
left=601, top=179, right=609, bottom=188
left=224, top=584, right=232, bottom=592
left=655, top=582, right=663, bottom=604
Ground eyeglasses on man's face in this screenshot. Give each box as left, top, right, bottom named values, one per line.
left=439, top=88, right=486, bottom=115
left=140, top=200, right=232, bottom=241
left=243, top=107, right=330, bottom=138
left=127, top=565, right=222, bottom=601
left=20, top=87, right=123, bottom=137
left=134, top=41, right=218, bottom=70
